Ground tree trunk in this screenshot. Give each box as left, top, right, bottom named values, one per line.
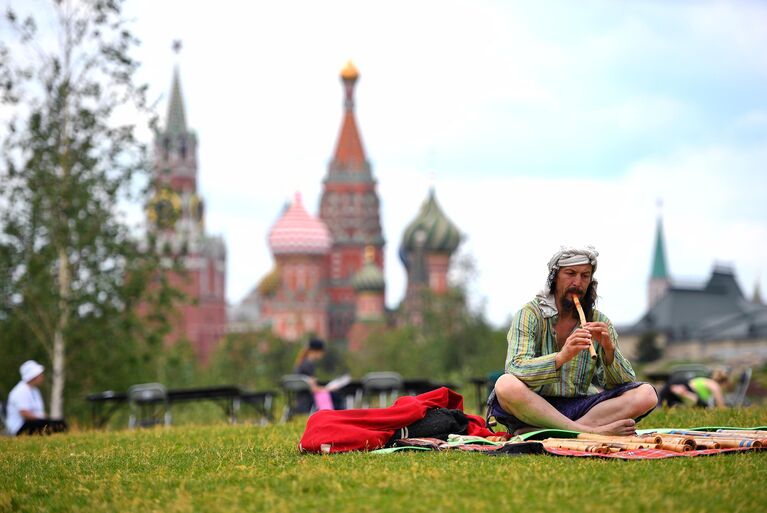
left=51, top=31, right=72, bottom=418
left=50, top=247, right=69, bottom=418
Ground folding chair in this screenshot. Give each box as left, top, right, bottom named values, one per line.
left=280, top=374, right=314, bottom=422
left=128, top=383, right=171, bottom=428
left=240, top=390, right=276, bottom=425
left=362, top=372, right=403, bottom=408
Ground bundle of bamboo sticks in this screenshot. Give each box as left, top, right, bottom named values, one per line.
left=658, top=429, right=766, bottom=449
left=541, top=429, right=767, bottom=454
left=543, top=434, right=662, bottom=453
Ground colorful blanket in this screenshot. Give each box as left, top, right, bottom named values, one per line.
left=374, top=427, right=767, bottom=460
left=541, top=446, right=761, bottom=460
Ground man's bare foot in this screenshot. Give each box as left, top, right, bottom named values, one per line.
left=584, top=419, right=636, bottom=436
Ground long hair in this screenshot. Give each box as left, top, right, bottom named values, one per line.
left=293, top=347, right=310, bottom=369
left=548, top=269, right=599, bottom=321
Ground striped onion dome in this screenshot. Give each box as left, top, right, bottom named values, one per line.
left=401, top=189, right=461, bottom=254
left=352, top=246, right=385, bottom=292
left=268, top=192, right=332, bottom=255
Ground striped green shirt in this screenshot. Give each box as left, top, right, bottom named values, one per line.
left=505, top=300, right=636, bottom=397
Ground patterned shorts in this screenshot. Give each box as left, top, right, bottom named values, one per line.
left=488, top=381, right=657, bottom=432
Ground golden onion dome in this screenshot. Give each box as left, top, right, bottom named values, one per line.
left=340, top=60, right=359, bottom=81
left=256, top=265, right=280, bottom=298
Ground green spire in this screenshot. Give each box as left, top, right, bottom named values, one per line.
left=651, top=216, right=668, bottom=279
left=166, top=66, right=187, bottom=136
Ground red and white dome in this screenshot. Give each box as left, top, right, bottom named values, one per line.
left=268, top=192, right=332, bottom=255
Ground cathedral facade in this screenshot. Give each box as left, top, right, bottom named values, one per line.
left=254, top=63, right=462, bottom=346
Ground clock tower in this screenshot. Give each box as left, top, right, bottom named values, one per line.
left=147, top=50, right=227, bottom=364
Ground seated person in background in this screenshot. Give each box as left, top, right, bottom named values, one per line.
left=489, top=245, right=658, bottom=436
left=6, top=360, right=68, bottom=436
left=661, top=369, right=729, bottom=408
left=293, top=338, right=344, bottom=412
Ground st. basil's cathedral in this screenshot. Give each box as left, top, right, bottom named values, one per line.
left=150, top=60, right=462, bottom=361
left=253, top=61, right=462, bottom=348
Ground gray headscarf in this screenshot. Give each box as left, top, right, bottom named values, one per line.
left=536, top=245, right=599, bottom=318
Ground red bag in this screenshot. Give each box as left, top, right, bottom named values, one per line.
left=299, top=387, right=495, bottom=453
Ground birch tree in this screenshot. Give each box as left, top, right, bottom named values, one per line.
left=0, top=0, right=171, bottom=417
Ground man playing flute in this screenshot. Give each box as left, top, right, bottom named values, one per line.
left=489, top=245, right=658, bottom=435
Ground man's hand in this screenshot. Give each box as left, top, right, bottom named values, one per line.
left=583, top=322, right=614, bottom=351
left=583, top=321, right=616, bottom=364
left=556, top=328, right=593, bottom=368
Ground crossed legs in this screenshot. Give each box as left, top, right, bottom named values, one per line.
left=494, top=374, right=657, bottom=436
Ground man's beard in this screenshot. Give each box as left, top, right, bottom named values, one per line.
left=560, top=289, right=584, bottom=316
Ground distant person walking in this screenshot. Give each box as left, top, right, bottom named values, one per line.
left=6, top=360, right=68, bottom=436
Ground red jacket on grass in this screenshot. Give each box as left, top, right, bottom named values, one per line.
left=299, top=387, right=495, bottom=453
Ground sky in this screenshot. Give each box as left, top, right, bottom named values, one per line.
left=7, top=0, right=767, bottom=328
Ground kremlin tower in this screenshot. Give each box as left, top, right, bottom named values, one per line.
left=147, top=57, right=227, bottom=364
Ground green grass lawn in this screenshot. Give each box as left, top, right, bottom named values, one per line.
left=2, top=406, right=766, bottom=513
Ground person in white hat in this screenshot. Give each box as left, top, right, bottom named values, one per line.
left=5, top=360, right=67, bottom=435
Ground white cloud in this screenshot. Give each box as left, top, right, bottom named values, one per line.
left=735, top=110, right=767, bottom=130
left=369, top=141, right=767, bottom=328
left=594, top=95, right=693, bottom=136
left=46, top=0, right=767, bottom=331
left=687, top=0, right=767, bottom=76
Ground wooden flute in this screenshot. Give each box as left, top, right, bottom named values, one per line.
left=572, top=295, right=597, bottom=359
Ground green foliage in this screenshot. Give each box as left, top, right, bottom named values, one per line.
left=1, top=407, right=766, bottom=513
left=0, top=317, right=48, bottom=397
left=0, top=0, right=179, bottom=419
left=159, top=339, right=200, bottom=389
left=208, top=329, right=296, bottom=389
left=350, top=287, right=506, bottom=381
